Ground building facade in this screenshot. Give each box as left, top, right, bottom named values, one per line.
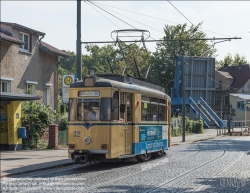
left=215, top=63, right=250, bottom=120
left=0, top=22, right=70, bottom=150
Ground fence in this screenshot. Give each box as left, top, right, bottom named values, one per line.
left=58, top=130, right=68, bottom=145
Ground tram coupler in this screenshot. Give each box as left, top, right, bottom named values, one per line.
left=73, top=154, right=88, bottom=163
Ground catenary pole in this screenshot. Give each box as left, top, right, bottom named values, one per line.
left=77, top=0, right=82, bottom=80
left=227, top=88, right=230, bottom=134
left=182, top=56, right=185, bottom=142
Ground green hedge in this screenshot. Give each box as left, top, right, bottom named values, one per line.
left=171, top=117, right=204, bottom=137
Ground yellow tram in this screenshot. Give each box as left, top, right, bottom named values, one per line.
left=68, top=74, right=171, bottom=163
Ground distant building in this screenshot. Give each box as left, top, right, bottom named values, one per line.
left=230, top=93, right=250, bottom=125
left=171, top=56, right=221, bottom=128
left=0, top=22, right=70, bottom=150
left=215, top=63, right=250, bottom=120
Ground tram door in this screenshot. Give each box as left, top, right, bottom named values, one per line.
left=119, top=92, right=132, bottom=155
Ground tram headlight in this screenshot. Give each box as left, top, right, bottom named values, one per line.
left=83, top=137, right=91, bottom=144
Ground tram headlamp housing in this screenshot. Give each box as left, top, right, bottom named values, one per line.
left=83, top=137, right=91, bottom=144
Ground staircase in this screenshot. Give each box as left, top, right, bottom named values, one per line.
left=193, top=97, right=222, bottom=128
left=171, top=97, right=223, bottom=128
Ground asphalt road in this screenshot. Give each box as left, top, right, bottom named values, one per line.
left=1, top=136, right=250, bottom=193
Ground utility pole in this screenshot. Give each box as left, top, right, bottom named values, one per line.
left=181, top=56, right=185, bottom=142
left=227, top=88, right=230, bottom=134
left=77, top=0, right=82, bottom=80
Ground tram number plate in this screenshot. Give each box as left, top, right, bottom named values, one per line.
left=74, top=131, right=80, bottom=137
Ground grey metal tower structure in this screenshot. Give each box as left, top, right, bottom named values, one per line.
left=77, top=0, right=82, bottom=80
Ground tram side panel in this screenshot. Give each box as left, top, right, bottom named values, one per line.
left=132, top=95, right=168, bottom=156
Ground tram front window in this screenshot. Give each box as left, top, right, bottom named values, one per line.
left=77, top=98, right=100, bottom=121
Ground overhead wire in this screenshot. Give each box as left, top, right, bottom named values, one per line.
left=167, top=0, right=193, bottom=25
left=93, top=1, right=231, bottom=38
left=85, top=1, right=150, bottom=76
left=86, top=1, right=136, bottom=30
left=91, top=2, right=161, bottom=41
left=207, top=76, right=238, bottom=90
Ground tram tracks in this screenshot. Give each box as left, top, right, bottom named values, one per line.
left=2, top=144, right=201, bottom=192
left=193, top=149, right=247, bottom=192
left=63, top=143, right=203, bottom=192
left=80, top=142, right=223, bottom=193
left=145, top=142, right=226, bottom=193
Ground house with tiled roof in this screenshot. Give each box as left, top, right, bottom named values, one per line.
left=0, top=22, right=70, bottom=150
left=214, top=63, right=250, bottom=120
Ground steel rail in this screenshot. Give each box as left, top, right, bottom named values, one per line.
left=13, top=144, right=201, bottom=193
left=145, top=142, right=226, bottom=193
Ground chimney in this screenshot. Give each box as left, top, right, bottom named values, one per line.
left=224, top=64, right=228, bottom=67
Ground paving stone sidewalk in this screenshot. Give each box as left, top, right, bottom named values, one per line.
left=0, top=129, right=224, bottom=177
left=171, top=128, right=222, bottom=145
left=0, top=148, right=72, bottom=177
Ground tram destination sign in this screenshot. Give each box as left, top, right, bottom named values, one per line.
left=78, top=91, right=100, bottom=97
left=62, top=74, right=74, bottom=103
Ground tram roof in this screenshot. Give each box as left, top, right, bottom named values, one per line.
left=70, top=76, right=171, bottom=101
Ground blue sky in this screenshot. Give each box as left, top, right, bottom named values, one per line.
left=2, top=1, right=250, bottom=62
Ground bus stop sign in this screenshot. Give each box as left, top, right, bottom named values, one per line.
left=62, top=74, right=74, bottom=103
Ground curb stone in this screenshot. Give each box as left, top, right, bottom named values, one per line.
left=0, top=162, right=76, bottom=178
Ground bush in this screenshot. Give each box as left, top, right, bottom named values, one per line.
left=171, top=117, right=204, bottom=137
left=22, top=101, right=55, bottom=149
left=57, top=95, right=68, bottom=131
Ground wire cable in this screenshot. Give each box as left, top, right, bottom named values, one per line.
left=207, top=76, right=239, bottom=90
left=86, top=0, right=137, bottom=29
left=167, top=0, right=194, bottom=25
left=93, top=1, right=231, bottom=38
left=85, top=1, right=137, bottom=42
left=92, top=2, right=160, bottom=42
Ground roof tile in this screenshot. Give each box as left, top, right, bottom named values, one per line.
left=0, top=32, right=25, bottom=45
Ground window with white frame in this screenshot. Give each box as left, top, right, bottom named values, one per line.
left=0, top=77, right=13, bottom=93
left=43, top=83, right=52, bottom=106
left=0, top=81, right=11, bottom=93
left=19, top=32, right=30, bottom=52
left=25, top=80, right=37, bottom=94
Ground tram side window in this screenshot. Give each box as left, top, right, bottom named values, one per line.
left=112, top=91, right=119, bottom=121
left=159, top=99, right=166, bottom=121
left=100, top=98, right=111, bottom=121
left=141, top=96, right=150, bottom=121
left=69, top=98, right=77, bottom=121
left=150, top=97, right=158, bottom=121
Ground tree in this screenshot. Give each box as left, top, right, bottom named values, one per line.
left=151, top=23, right=217, bottom=94
left=22, top=101, right=55, bottom=149
left=83, top=43, right=151, bottom=78
left=216, top=53, right=248, bottom=69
